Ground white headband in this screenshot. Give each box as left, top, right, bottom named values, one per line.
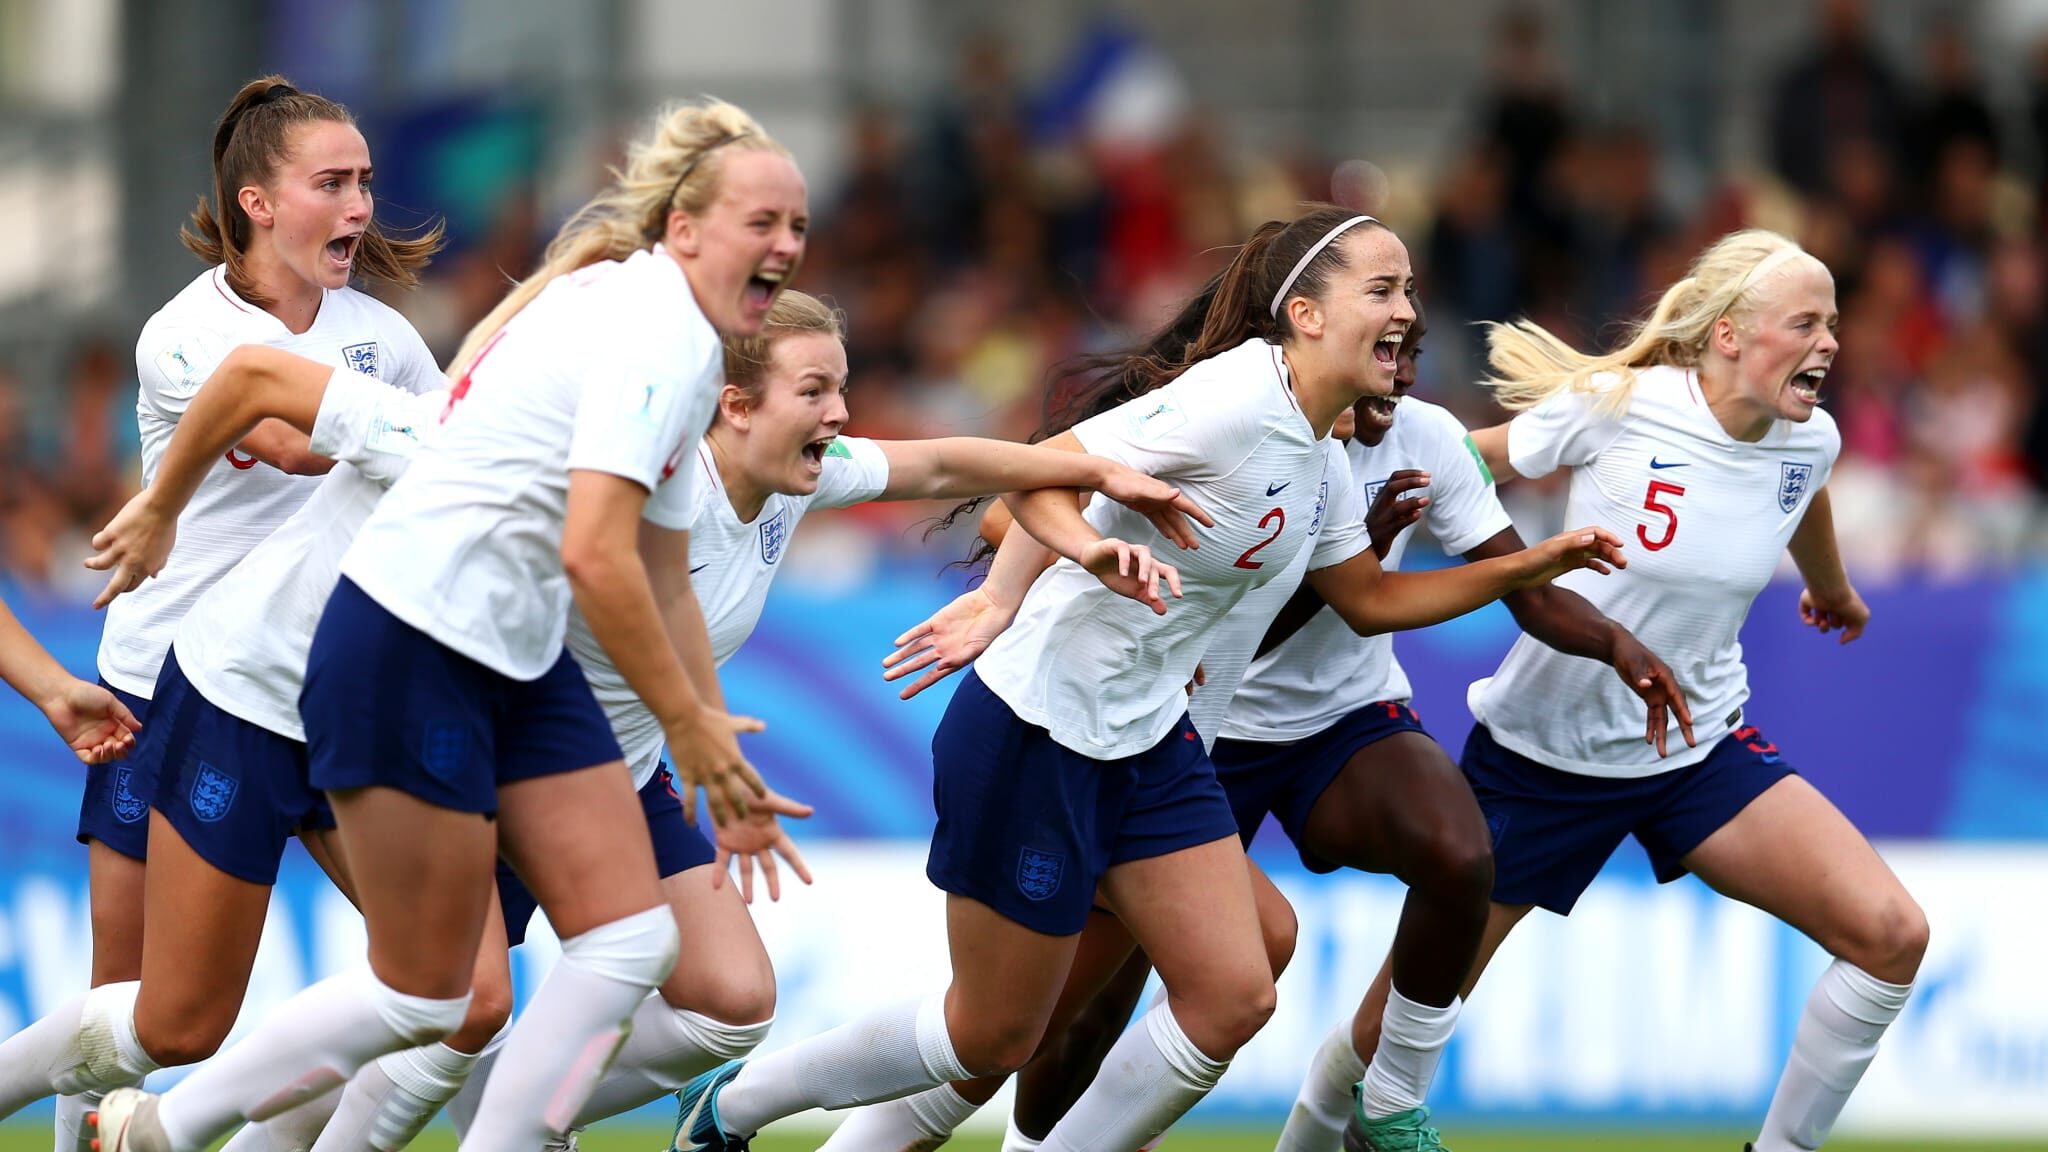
left=1728, top=246, right=1807, bottom=305
left=1269, top=215, right=1377, bottom=319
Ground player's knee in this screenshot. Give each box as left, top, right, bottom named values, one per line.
left=134, top=1011, right=235, bottom=1068
left=1405, top=818, right=1495, bottom=913
left=1174, top=974, right=1276, bottom=1057
left=1850, top=892, right=1929, bottom=982
left=952, top=1012, right=1048, bottom=1078
left=444, top=974, right=515, bottom=1053
left=663, top=954, right=777, bottom=1027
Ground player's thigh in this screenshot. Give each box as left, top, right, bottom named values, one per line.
left=1099, top=835, right=1272, bottom=1053
left=496, top=760, right=665, bottom=939
left=943, top=893, right=1083, bottom=1076
left=328, top=785, right=498, bottom=998
left=87, top=841, right=147, bottom=985
left=1681, top=775, right=1926, bottom=980
left=131, top=812, right=272, bottom=1060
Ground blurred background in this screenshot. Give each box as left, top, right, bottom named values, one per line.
left=3, top=0, right=2047, bottom=1145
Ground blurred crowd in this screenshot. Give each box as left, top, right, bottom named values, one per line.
left=7, top=0, right=2048, bottom=595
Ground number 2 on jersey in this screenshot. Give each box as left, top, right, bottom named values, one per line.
left=1234, top=507, right=1286, bottom=569
left=1638, top=479, right=1684, bottom=551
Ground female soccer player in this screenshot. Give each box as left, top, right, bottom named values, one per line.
left=0, top=597, right=138, bottom=763
left=670, top=207, right=1623, bottom=1152
left=22, top=73, right=440, bottom=1152
left=85, top=96, right=791, bottom=1152
left=1378, top=229, right=1925, bottom=1152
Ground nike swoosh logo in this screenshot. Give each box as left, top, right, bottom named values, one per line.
left=1649, top=458, right=1689, bottom=469
left=689, top=564, right=708, bottom=574
left=1266, top=481, right=1290, bottom=496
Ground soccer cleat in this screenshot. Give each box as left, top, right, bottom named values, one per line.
left=1342, top=1102, right=1449, bottom=1152
left=670, top=1060, right=749, bottom=1152
left=87, top=1088, right=170, bottom=1152
left=542, top=1133, right=580, bottom=1152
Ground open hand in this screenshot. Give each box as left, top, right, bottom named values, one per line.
left=884, top=585, right=1019, bottom=700
left=1096, top=462, right=1215, bottom=551
left=711, top=787, right=815, bottom=902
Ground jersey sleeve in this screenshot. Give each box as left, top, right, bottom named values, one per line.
left=640, top=448, right=701, bottom=531
left=1505, top=378, right=1629, bottom=480
left=383, top=320, right=446, bottom=397
left=1308, top=443, right=1371, bottom=570
left=1420, top=407, right=1513, bottom=554
left=136, top=325, right=233, bottom=421
left=309, top=370, right=443, bottom=487
left=807, top=436, right=893, bottom=510
left=566, top=327, right=721, bottom=498
left=1070, top=368, right=1251, bottom=480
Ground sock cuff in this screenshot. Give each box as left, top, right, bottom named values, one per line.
left=1823, top=959, right=1913, bottom=1024
left=1002, top=1111, right=1045, bottom=1152
left=1381, top=987, right=1462, bottom=1048
left=382, top=1042, right=481, bottom=1098
left=915, top=991, right=970, bottom=1083
left=363, top=972, right=472, bottom=1048
left=1143, top=1003, right=1227, bottom=1089
left=905, top=1083, right=979, bottom=1136
left=558, top=905, right=681, bottom=988
left=671, top=1008, right=774, bottom=1062
left=79, top=981, right=158, bottom=1081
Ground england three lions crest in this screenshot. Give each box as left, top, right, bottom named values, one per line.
left=759, top=508, right=789, bottom=565
left=1778, top=461, right=1814, bottom=513
left=342, top=341, right=380, bottom=379
left=1017, top=847, right=1064, bottom=902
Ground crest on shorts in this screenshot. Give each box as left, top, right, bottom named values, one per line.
left=1017, top=847, right=1064, bottom=902
left=1777, top=462, right=1813, bottom=513
left=110, top=767, right=148, bottom=824
left=189, top=763, right=239, bottom=823
left=342, top=341, right=380, bottom=379
left=759, top=508, right=789, bottom=565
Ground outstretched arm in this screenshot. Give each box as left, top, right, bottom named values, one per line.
left=1307, top=525, right=1626, bottom=636
left=873, top=437, right=1211, bottom=549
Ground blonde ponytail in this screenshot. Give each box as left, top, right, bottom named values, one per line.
left=449, top=98, right=787, bottom=376
left=1483, top=229, right=1821, bottom=415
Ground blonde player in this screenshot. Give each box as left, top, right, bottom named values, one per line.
left=86, top=97, right=785, bottom=1152
left=671, top=207, right=1621, bottom=1152
left=12, top=73, right=440, bottom=1152
left=1391, top=230, right=1925, bottom=1152
left=0, top=598, right=138, bottom=764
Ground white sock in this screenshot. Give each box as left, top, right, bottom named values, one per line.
left=818, top=1084, right=980, bottom=1152
left=1754, top=960, right=1912, bottom=1152
left=306, top=1042, right=480, bottom=1152
left=0, top=983, right=158, bottom=1119
left=439, top=1029, right=510, bottom=1141
left=154, top=970, right=470, bottom=1152
left=1358, top=988, right=1459, bottom=1119
left=1001, top=1111, right=1044, bottom=1152
left=572, top=998, right=771, bottom=1127
left=217, top=1090, right=341, bottom=1152
left=462, top=906, right=679, bottom=1150
left=720, top=992, right=970, bottom=1136
left=1039, top=1003, right=1226, bottom=1152
left=56, top=1091, right=100, bottom=1152
left=1275, top=1024, right=1367, bottom=1152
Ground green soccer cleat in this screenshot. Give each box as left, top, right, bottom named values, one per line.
left=1341, top=1099, right=1449, bottom=1152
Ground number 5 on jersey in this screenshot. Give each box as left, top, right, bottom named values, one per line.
left=1235, top=507, right=1286, bottom=569
left=1639, top=479, right=1684, bottom=551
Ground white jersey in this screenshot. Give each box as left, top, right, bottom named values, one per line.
left=98, top=267, right=439, bottom=696
left=1470, top=366, right=1840, bottom=778
left=1184, top=440, right=1364, bottom=748
left=340, top=245, right=720, bottom=680
left=1222, top=399, right=1511, bottom=741
left=174, top=373, right=443, bottom=740
left=975, top=339, right=1371, bottom=758
left=566, top=435, right=891, bottom=786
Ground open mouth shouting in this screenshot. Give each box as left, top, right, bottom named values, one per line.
left=1357, top=391, right=1402, bottom=433
left=1789, top=366, right=1826, bottom=407
left=799, top=435, right=834, bottom=474
left=324, top=232, right=362, bottom=273
left=745, top=266, right=787, bottom=313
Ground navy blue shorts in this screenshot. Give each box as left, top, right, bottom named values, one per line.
left=1211, top=700, right=1429, bottom=874
left=1462, top=722, right=1797, bottom=915
left=76, top=679, right=156, bottom=858
left=925, top=669, right=1240, bottom=937
left=302, top=578, right=623, bottom=814
left=126, top=651, right=334, bottom=886
left=498, top=764, right=714, bottom=947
